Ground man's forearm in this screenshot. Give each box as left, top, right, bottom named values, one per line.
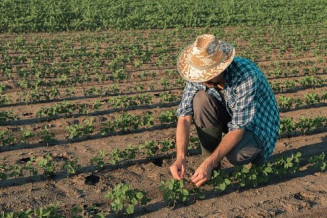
left=175, top=116, right=192, bottom=159
left=206, top=129, right=245, bottom=168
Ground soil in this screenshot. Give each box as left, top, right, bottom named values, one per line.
left=0, top=28, right=327, bottom=217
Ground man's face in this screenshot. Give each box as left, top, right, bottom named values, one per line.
left=202, top=74, right=224, bottom=88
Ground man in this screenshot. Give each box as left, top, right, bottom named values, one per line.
left=170, top=34, right=280, bottom=187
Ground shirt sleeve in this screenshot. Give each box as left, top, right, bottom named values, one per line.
left=228, top=75, right=258, bottom=131
left=176, top=82, right=202, bottom=117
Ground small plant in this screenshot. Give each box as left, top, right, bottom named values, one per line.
left=105, top=183, right=150, bottom=215
left=138, top=141, right=158, bottom=157
left=159, top=179, right=190, bottom=206
left=160, top=78, right=170, bottom=90
left=90, top=150, right=106, bottom=170
left=20, top=127, right=35, bottom=144
left=0, top=111, right=19, bottom=124
left=0, top=130, right=16, bottom=146
left=142, top=112, right=154, bottom=127
left=279, top=117, right=296, bottom=135
left=304, top=93, right=320, bottom=106
left=159, top=93, right=178, bottom=103
left=66, top=119, right=95, bottom=139
left=39, top=126, right=56, bottom=146
left=158, top=110, right=177, bottom=124
left=62, top=158, right=82, bottom=175
left=278, top=96, right=293, bottom=110
left=159, top=139, right=175, bottom=153
left=272, top=152, right=301, bottom=176
left=209, top=170, right=231, bottom=191
left=33, top=202, right=63, bottom=218
left=38, top=153, right=56, bottom=177
left=309, top=152, right=326, bottom=171
left=109, top=145, right=138, bottom=165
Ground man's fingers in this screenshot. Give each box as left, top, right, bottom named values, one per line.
left=170, top=165, right=181, bottom=180
left=195, top=178, right=208, bottom=187
left=190, top=171, right=198, bottom=180
left=190, top=170, right=205, bottom=183
left=180, top=165, right=185, bottom=179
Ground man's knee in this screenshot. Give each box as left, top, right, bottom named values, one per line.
left=226, top=146, right=261, bottom=166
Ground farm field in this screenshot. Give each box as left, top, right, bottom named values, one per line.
left=1, top=9, right=327, bottom=218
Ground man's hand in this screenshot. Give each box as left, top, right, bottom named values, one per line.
left=170, top=158, right=186, bottom=180
left=190, top=159, right=214, bottom=187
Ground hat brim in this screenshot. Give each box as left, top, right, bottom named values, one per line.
left=177, top=41, right=235, bottom=82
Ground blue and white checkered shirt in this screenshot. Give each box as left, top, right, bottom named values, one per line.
left=177, top=57, right=280, bottom=160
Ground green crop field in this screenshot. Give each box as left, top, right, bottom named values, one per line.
left=0, top=0, right=327, bottom=217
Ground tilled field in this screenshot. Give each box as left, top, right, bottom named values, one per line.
left=0, top=25, right=327, bottom=217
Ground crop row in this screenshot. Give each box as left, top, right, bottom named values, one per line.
left=1, top=58, right=325, bottom=93
left=269, top=75, right=327, bottom=94
left=279, top=116, right=327, bottom=136
left=1, top=0, right=326, bottom=32
left=1, top=22, right=326, bottom=48
left=1, top=151, right=326, bottom=216
left=0, top=110, right=178, bottom=147
left=1, top=25, right=326, bottom=83
left=0, top=38, right=325, bottom=85
left=278, top=92, right=327, bottom=111
left=2, top=89, right=327, bottom=125
left=0, top=77, right=184, bottom=105
left=1, top=92, right=178, bottom=123
left=0, top=75, right=326, bottom=107
left=1, top=114, right=327, bottom=148
left=0, top=137, right=201, bottom=182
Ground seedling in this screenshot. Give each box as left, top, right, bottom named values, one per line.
left=39, top=126, right=56, bottom=146
left=309, top=152, right=326, bottom=171
left=304, top=93, right=320, bottom=106
left=105, top=183, right=150, bottom=215
left=20, top=127, right=35, bottom=144
left=90, top=149, right=106, bottom=170
left=273, top=152, right=301, bottom=176
left=158, top=110, right=177, bottom=124
left=159, top=179, right=190, bottom=206
left=109, top=145, right=138, bottom=165
left=62, top=158, right=81, bottom=175
left=209, top=170, right=231, bottom=191
left=38, top=153, right=56, bottom=177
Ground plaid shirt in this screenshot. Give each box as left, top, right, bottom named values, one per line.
left=177, top=57, right=280, bottom=160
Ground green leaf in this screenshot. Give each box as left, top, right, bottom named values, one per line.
left=136, top=192, right=144, bottom=199
left=126, top=204, right=134, bottom=214
left=219, top=183, right=226, bottom=191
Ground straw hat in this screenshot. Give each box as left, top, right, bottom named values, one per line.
left=177, top=34, right=235, bottom=82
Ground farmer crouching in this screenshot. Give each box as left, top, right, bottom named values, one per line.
left=170, top=34, right=280, bottom=187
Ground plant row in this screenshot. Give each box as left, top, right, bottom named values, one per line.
left=0, top=110, right=178, bottom=147
left=269, top=75, right=327, bottom=94
left=0, top=137, right=200, bottom=180
left=0, top=74, right=325, bottom=107
left=2, top=89, right=327, bottom=125
left=1, top=0, right=326, bottom=32
left=278, top=91, right=327, bottom=111
left=2, top=151, right=326, bottom=216
left=1, top=114, right=327, bottom=150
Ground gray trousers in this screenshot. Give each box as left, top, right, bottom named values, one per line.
left=193, top=90, right=265, bottom=166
